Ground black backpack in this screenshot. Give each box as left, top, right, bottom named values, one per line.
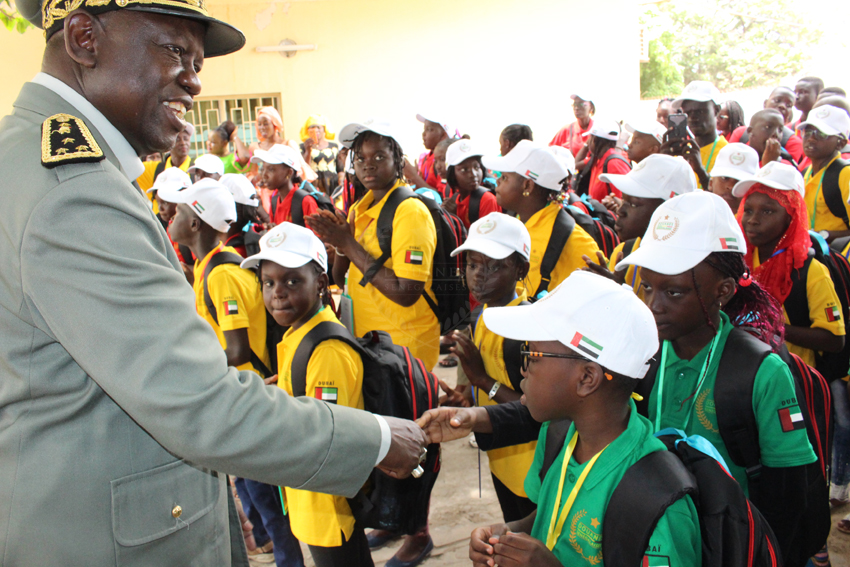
left=531, top=207, right=619, bottom=300
left=635, top=328, right=831, bottom=565
left=270, top=183, right=336, bottom=227
left=202, top=250, right=285, bottom=378
left=467, top=186, right=497, bottom=225
left=809, top=158, right=850, bottom=229
left=537, top=422, right=781, bottom=567
left=572, top=152, right=631, bottom=197
left=290, top=321, right=440, bottom=534
left=359, top=187, right=470, bottom=334
left=786, top=233, right=850, bottom=381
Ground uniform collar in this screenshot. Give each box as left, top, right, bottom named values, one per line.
left=31, top=72, right=145, bottom=181
left=525, top=201, right=560, bottom=227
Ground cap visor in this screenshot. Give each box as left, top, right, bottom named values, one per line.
left=124, top=6, right=245, bottom=57
left=732, top=178, right=796, bottom=198
left=156, top=186, right=190, bottom=204
left=241, top=250, right=313, bottom=271
left=798, top=120, right=840, bottom=137
left=451, top=239, right=517, bottom=260
left=339, top=123, right=395, bottom=149
left=482, top=304, right=560, bottom=342
left=615, top=242, right=709, bottom=275
left=710, top=166, right=750, bottom=182
left=481, top=153, right=524, bottom=175
left=597, top=174, right=654, bottom=199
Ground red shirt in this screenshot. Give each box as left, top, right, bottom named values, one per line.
left=550, top=118, right=594, bottom=157
left=417, top=151, right=448, bottom=199
left=270, top=187, right=319, bottom=227
left=223, top=234, right=248, bottom=258
left=588, top=148, right=631, bottom=201
left=456, top=189, right=501, bottom=228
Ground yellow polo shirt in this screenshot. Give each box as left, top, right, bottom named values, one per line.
left=137, top=155, right=193, bottom=214
left=193, top=244, right=270, bottom=374
left=348, top=181, right=440, bottom=371
left=609, top=236, right=643, bottom=300
left=754, top=250, right=844, bottom=367
left=521, top=203, right=601, bottom=299
left=276, top=306, right=364, bottom=547
left=701, top=136, right=727, bottom=175
left=804, top=155, right=850, bottom=232
left=473, top=293, right=536, bottom=497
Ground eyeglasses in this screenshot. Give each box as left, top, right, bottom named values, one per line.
left=802, top=127, right=830, bottom=141
left=520, top=343, right=588, bottom=371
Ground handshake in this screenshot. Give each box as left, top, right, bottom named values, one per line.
left=376, top=407, right=489, bottom=478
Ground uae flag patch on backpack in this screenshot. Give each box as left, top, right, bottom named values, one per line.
left=778, top=405, right=805, bottom=432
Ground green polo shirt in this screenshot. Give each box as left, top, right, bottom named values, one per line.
left=646, top=312, right=816, bottom=494
left=525, top=400, right=701, bottom=567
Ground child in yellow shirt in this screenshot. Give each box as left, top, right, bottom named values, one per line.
left=242, top=222, right=371, bottom=567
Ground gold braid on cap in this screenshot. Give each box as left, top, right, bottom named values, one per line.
left=42, top=0, right=208, bottom=34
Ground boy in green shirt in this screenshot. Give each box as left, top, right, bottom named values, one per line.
left=469, top=271, right=701, bottom=567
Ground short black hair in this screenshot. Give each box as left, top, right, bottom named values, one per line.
left=604, top=367, right=641, bottom=398
left=821, top=86, right=847, bottom=98
left=799, top=76, right=825, bottom=93
left=500, top=124, right=533, bottom=147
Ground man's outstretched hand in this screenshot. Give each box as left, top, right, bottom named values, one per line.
left=377, top=416, right=429, bottom=479
left=416, top=406, right=491, bottom=444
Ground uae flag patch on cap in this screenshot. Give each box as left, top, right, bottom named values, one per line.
left=778, top=405, right=805, bottom=433
left=405, top=250, right=424, bottom=265
left=315, top=387, right=338, bottom=403
left=192, top=200, right=205, bottom=215
left=719, top=237, right=739, bottom=251
left=826, top=305, right=841, bottom=322
left=223, top=300, right=238, bottom=316
left=570, top=332, right=603, bottom=360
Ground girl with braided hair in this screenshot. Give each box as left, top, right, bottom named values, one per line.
left=616, top=191, right=817, bottom=563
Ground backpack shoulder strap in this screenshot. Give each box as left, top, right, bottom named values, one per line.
left=290, top=188, right=310, bottom=227
left=502, top=300, right=531, bottom=392
left=539, top=418, right=573, bottom=483
left=153, top=155, right=168, bottom=180
left=290, top=320, right=363, bottom=397
left=830, top=235, right=850, bottom=257
left=202, top=251, right=245, bottom=326
left=621, top=237, right=638, bottom=259
left=822, top=158, right=850, bottom=229
left=634, top=347, right=662, bottom=418
left=714, top=327, right=773, bottom=487
left=534, top=208, right=575, bottom=298
left=469, top=187, right=486, bottom=225
left=602, top=449, right=697, bottom=567
left=600, top=154, right=631, bottom=196
left=359, top=187, right=416, bottom=286
left=785, top=256, right=813, bottom=328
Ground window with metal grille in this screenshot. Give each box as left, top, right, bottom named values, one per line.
left=184, top=95, right=281, bottom=157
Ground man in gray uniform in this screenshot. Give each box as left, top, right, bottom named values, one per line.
left=0, top=0, right=427, bottom=565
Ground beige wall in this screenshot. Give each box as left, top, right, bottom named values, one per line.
left=1, top=0, right=639, bottom=157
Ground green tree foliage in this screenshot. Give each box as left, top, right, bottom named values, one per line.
left=1, top=0, right=30, bottom=33
left=641, top=0, right=820, bottom=96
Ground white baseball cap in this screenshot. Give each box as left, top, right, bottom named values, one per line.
left=451, top=212, right=531, bottom=261
left=549, top=145, right=576, bottom=174
left=446, top=139, right=483, bottom=167
left=241, top=222, right=328, bottom=272
left=599, top=154, right=696, bottom=201
left=188, top=154, right=225, bottom=177
left=583, top=118, right=620, bottom=141
left=483, top=271, right=659, bottom=379
left=148, top=166, right=191, bottom=194
left=339, top=119, right=402, bottom=149
left=732, top=161, right=806, bottom=198
left=250, top=144, right=300, bottom=170
left=481, top=140, right=569, bottom=191
left=416, top=113, right=460, bottom=138
left=220, top=173, right=260, bottom=207
left=164, top=178, right=237, bottom=233
left=615, top=191, right=746, bottom=275
left=708, top=143, right=760, bottom=181
left=625, top=119, right=667, bottom=144
left=799, top=105, right=850, bottom=139
left=570, top=93, right=593, bottom=103
left=675, top=80, right=721, bottom=104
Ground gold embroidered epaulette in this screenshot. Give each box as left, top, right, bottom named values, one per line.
left=41, top=113, right=104, bottom=169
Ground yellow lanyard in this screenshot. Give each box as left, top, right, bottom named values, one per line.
left=545, top=432, right=608, bottom=550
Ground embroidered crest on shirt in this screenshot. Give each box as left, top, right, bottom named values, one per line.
left=568, top=509, right=603, bottom=564
left=695, top=389, right=719, bottom=433
left=41, top=113, right=104, bottom=169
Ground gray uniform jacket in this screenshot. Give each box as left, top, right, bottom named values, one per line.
left=0, top=82, right=382, bottom=566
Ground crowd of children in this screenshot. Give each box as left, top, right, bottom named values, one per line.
left=138, top=75, right=850, bottom=567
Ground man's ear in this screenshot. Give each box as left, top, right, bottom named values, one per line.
left=64, top=12, right=101, bottom=69
left=575, top=362, right=603, bottom=399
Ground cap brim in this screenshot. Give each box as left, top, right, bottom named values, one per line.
left=241, top=249, right=313, bottom=270
left=709, top=166, right=750, bottom=182
left=483, top=304, right=559, bottom=342
left=125, top=6, right=245, bottom=57
left=597, top=173, right=655, bottom=199
left=731, top=178, right=797, bottom=198
left=447, top=152, right=484, bottom=167
left=798, top=120, right=845, bottom=138
left=451, top=239, right=517, bottom=260
left=157, top=186, right=192, bottom=204
left=481, top=153, right=524, bottom=175
left=615, top=242, right=710, bottom=275
left=338, top=123, right=397, bottom=149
